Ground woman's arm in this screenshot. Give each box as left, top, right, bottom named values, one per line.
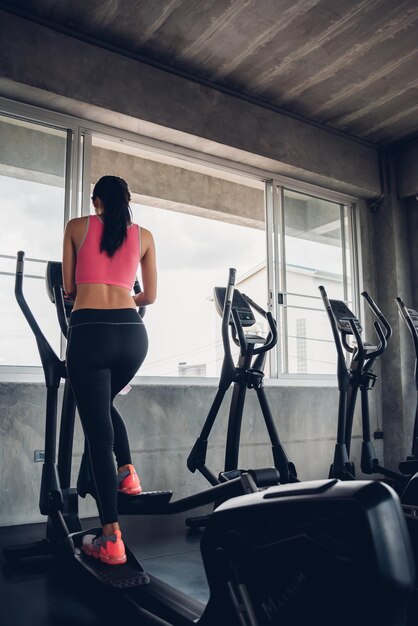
left=134, top=228, right=157, bottom=307
left=62, top=220, right=77, bottom=300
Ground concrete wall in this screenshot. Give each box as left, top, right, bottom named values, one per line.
left=406, top=197, right=418, bottom=306
left=0, top=380, right=377, bottom=527
left=396, top=140, right=418, bottom=199
left=0, top=10, right=381, bottom=199
left=357, top=156, right=417, bottom=469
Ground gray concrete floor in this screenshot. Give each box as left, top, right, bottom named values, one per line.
left=0, top=511, right=209, bottom=626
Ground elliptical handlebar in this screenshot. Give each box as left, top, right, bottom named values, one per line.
left=220, top=268, right=236, bottom=370
left=396, top=296, right=418, bottom=390
left=15, top=251, right=48, bottom=341
left=225, top=268, right=236, bottom=304
left=370, top=321, right=387, bottom=357
left=342, top=333, right=354, bottom=353
left=319, top=285, right=348, bottom=366
left=396, top=296, right=407, bottom=311
left=360, top=321, right=387, bottom=374
left=349, top=318, right=365, bottom=366
left=318, top=285, right=333, bottom=310
left=15, top=251, right=63, bottom=380
left=361, top=291, right=392, bottom=340
left=361, top=291, right=392, bottom=359
left=232, top=308, right=247, bottom=356
left=261, top=312, right=278, bottom=353
left=241, top=293, right=278, bottom=355
left=396, top=296, right=418, bottom=351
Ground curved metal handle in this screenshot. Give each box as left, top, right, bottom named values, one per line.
left=15, top=251, right=44, bottom=340
left=225, top=268, right=236, bottom=305
left=395, top=298, right=418, bottom=388
left=363, top=321, right=387, bottom=373
left=342, top=333, right=354, bottom=353
left=232, top=308, right=247, bottom=356
left=396, top=296, right=418, bottom=347
left=253, top=312, right=278, bottom=355
left=373, top=320, right=387, bottom=355
left=349, top=318, right=365, bottom=367
left=318, top=285, right=330, bottom=308
left=361, top=291, right=392, bottom=341
left=240, top=293, right=277, bottom=355
left=14, top=251, right=61, bottom=374
left=319, top=285, right=348, bottom=365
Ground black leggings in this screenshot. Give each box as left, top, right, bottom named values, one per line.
left=66, top=308, right=148, bottom=525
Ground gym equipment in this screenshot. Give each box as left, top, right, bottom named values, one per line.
left=319, top=285, right=412, bottom=489
left=3, top=252, right=416, bottom=626
left=3, top=252, right=256, bottom=575
left=396, top=298, right=418, bottom=474
left=187, top=268, right=297, bottom=487
left=44, top=261, right=147, bottom=499
left=186, top=268, right=297, bottom=529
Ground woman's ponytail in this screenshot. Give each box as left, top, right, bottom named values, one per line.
left=91, top=176, right=133, bottom=257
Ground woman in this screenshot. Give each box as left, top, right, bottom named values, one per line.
left=63, top=175, right=157, bottom=565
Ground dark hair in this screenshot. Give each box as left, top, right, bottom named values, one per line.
left=92, top=176, right=133, bottom=257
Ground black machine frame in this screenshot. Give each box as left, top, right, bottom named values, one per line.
left=187, top=268, right=297, bottom=490
left=319, top=285, right=414, bottom=488
left=396, top=297, right=418, bottom=472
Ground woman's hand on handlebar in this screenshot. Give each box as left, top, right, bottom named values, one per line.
left=136, top=228, right=157, bottom=307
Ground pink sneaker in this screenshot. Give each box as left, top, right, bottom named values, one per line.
left=117, top=464, right=142, bottom=495
left=82, top=529, right=127, bottom=565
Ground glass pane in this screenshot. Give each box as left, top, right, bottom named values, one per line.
left=283, top=189, right=347, bottom=374
left=286, top=302, right=337, bottom=375
left=343, top=208, right=353, bottom=306
left=131, top=203, right=267, bottom=377
left=284, top=190, right=345, bottom=300
left=0, top=116, right=67, bottom=366
left=89, top=134, right=267, bottom=378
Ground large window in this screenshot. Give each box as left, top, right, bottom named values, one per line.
left=0, top=115, right=68, bottom=367
left=0, top=103, right=358, bottom=381
left=266, top=185, right=354, bottom=376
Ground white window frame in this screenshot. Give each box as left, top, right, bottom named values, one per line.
left=265, top=181, right=360, bottom=380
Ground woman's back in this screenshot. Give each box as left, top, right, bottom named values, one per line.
left=63, top=215, right=156, bottom=311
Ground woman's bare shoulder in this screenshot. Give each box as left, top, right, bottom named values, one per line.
left=68, top=216, right=88, bottom=227
left=139, top=226, right=153, bottom=239
left=139, top=226, right=154, bottom=248
left=66, top=216, right=88, bottom=234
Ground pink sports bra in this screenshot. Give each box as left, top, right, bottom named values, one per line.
left=75, top=215, right=140, bottom=290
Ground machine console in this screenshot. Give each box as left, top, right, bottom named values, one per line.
left=214, top=287, right=255, bottom=327
left=329, top=299, right=363, bottom=334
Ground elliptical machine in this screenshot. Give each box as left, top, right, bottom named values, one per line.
left=396, top=298, right=418, bottom=474
left=187, top=268, right=297, bottom=485
left=186, top=269, right=297, bottom=528
left=3, top=253, right=260, bottom=580
left=319, top=285, right=413, bottom=491
left=3, top=252, right=416, bottom=626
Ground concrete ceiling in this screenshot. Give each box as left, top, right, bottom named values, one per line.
left=2, top=0, right=418, bottom=147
